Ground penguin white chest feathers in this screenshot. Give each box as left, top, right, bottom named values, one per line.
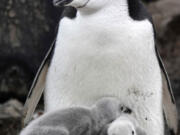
left=48, top=0, right=161, bottom=108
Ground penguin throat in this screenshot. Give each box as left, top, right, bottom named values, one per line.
left=77, top=1, right=129, bottom=21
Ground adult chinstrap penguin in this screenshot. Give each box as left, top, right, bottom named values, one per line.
left=23, top=0, right=178, bottom=135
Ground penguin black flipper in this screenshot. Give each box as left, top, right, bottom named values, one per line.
left=156, top=47, right=178, bottom=135
left=23, top=40, right=55, bottom=126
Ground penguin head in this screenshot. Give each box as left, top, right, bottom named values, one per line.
left=53, top=0, right=128, bottom=13
left=53, top=0, right=110, bottom=8
left=53, top=0, right=152, bottom=23
left=92, top=97, right=124, bottom=121
left=90, top=97, right=133, bottom=127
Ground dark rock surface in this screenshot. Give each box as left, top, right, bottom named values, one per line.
left=0, top=0, right=179, bottom=135
left=0, top=0, right=62, bottom=103
left=0, top=117, right=21, bottom=135
left=0, top=99, right=23, bottom=135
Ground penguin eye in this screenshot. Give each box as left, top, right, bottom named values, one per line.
left=132, top=131, right=135, bottom=135
left=120, top=106, right=124, bottom=111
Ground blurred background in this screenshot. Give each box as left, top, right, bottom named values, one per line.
left=0, top=0, right=179, bottom=134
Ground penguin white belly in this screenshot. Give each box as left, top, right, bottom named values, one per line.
left=45, top=18, right=164, bottom=134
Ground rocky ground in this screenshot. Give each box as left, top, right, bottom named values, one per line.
left=0, top=0, right=180, bottom=134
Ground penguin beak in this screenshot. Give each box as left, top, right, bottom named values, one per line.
left=53, top=0, right=73, bottom=7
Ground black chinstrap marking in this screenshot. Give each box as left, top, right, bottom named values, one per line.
left=53, top=0, right=73, bottom=7
left=77, top=0, right=90, bottom=9
left=60, top=0, right=153, bottom=21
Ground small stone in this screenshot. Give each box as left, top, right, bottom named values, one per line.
left=20, top=0, right=26, bottom=3
left=8, top=0, right=13, bottom=5
left=0, top=99, right=23, bottom=118
left=9, top=10, right=16, bottom=18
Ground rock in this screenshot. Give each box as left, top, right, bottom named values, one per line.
left=147, top=0, right=180, bottom=35
left=0, top=117, right=22, bottom=135
left=0, top=64, right=33, bottom=103
left=0, top=99, right=23, bottom=118
left=0, top=99, right=23, bottom=135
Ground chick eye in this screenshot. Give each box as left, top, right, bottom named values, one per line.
left=120, top=106, right=124, bottom=111
left=132, top=131, right=135, bottom=135
left=120, top=106, right=132, bottom=114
